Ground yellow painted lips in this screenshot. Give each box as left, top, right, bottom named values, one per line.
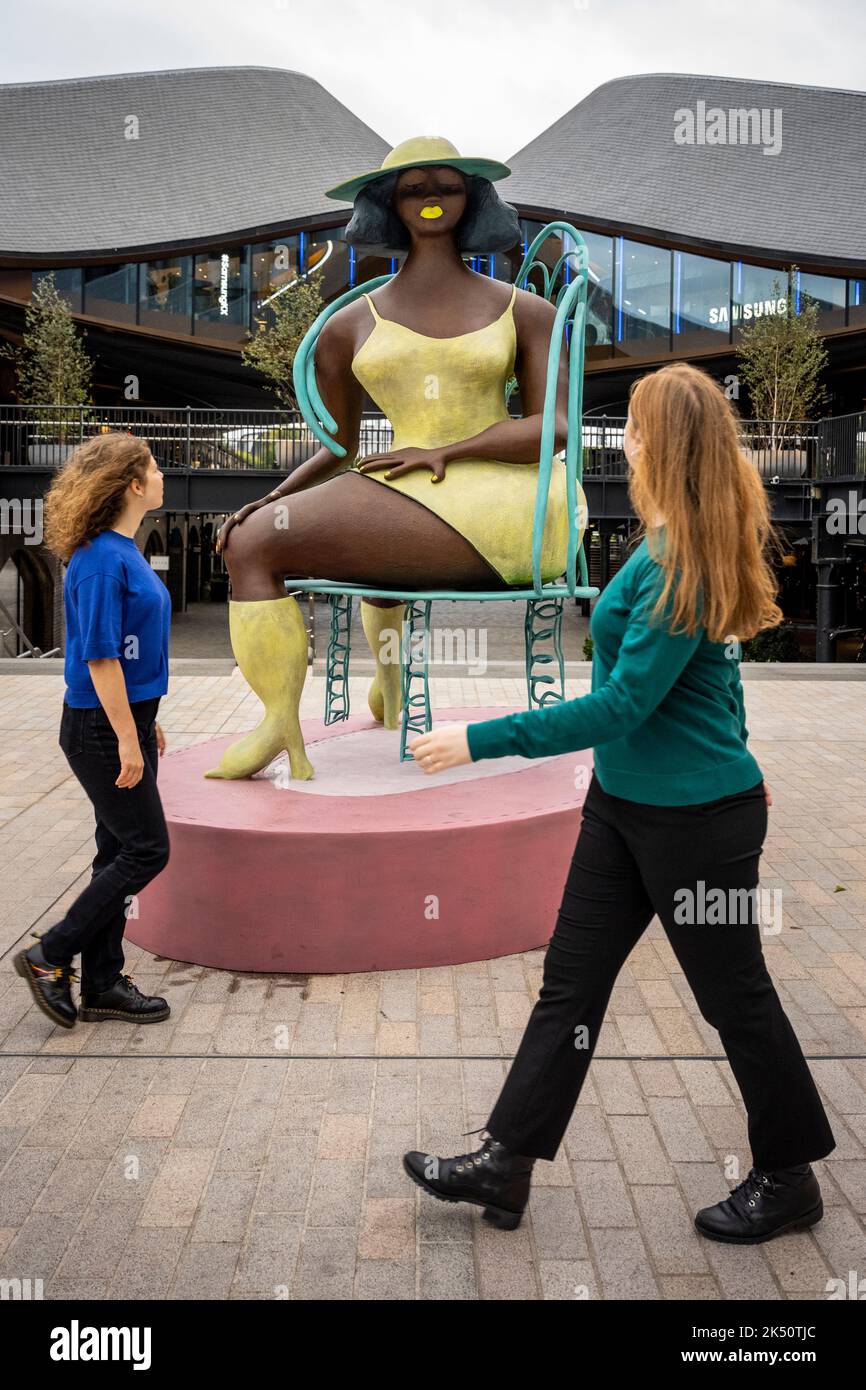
left=420, top=205, right=444, bottom=219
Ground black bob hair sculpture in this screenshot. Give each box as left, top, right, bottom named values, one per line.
left=341, top=169, right=522, bottom=256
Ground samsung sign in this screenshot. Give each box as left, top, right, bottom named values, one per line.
left=709, top=296, right=787, bottom=326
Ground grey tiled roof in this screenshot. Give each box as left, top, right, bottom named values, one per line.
left=0, top=66, right=390, bottom=258
left=5, top=67, right=864, bottom=272
left=502, top=73, right=866, bottom=271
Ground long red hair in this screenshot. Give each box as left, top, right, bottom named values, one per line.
left=627, top=363, right=784, bottom=643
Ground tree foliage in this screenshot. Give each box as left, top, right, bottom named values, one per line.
left=735, top=268, right=828, bottom=447
left=2, top=273, right=94, bottom=410
left=241, top=271, right=324, bottom=408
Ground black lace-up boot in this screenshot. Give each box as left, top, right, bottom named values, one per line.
left=79, top=974, right=170, bottom=1024
left=694, top=1164, right=823, bottom=1244
left=15, top=937, right=78, bottom=1029
left=403, top=1128, right=536, bottom=1230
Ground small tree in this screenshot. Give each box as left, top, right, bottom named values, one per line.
left=735, top=267, right=828, bottom=450
left=2, top=274, right=94, bottom=439
left=241, top=271, right=324, bottom=409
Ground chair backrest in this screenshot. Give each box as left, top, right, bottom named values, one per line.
left=292, top=221, right=589, bottom=595
left=512, top=221, right=589, bottom=594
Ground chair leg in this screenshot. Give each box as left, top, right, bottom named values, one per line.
left=324, top=594, right=353, bottom=724
left=525, top=597, right=566, bottom=710
left=400, top=599, right=432, bottom=761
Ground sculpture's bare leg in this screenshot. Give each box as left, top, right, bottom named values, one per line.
left=210, top=473, right=504, bottom=777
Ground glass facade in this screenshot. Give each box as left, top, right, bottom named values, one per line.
left=732, top=261, right=788, bottom=333
left=674, top=251, right=731, bottom=348
left=303, top=229, right=350, bottom=305
left=33, top=266, right=82, bottom=310
left=84, top=263, right=138, bottom=324
left=193, top=250, right=249, bottom=339
left=616, top=239, right=671, bottom=355
left=250, top=237, right=301, bottom=326
left=796, top=271, right=846, bottom=329
left=31, top=218, right=865, bottom=356
left=139, top=256, right=194, bottom=332
left=581, top=230, right=614, bottom=355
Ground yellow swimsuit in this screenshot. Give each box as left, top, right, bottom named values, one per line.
left=350, top=283, right=582, bottom=586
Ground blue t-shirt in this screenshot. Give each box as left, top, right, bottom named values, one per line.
left=63, top=530, right=171, bottom=707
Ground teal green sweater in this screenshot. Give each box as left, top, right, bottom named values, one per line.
left=467, top=532, right=763, bottom=806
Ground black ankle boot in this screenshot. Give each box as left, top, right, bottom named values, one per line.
left=403, top=1129, right=536, bottom=1230
left=79, top=974, right=170, bottom=1024
left=15, top=938, right=78, bottom=1029
left=694, top=1163, right=823, bottom=1244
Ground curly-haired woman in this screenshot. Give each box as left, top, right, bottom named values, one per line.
left=16, top=433, right=172, bottom=1029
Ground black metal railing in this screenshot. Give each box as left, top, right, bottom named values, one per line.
left=1, top=405, right=863, bottom=480
left=813, top=412, right=866, bottom=480
left=0, top=406, right=396, bottom=473
left=579, top=418, right=825, bottom=481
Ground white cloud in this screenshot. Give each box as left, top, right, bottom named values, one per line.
left=2, top=0, right=863, bottom=158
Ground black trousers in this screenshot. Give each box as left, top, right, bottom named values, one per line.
left=40, top=698, right=170, bottom=992
left=487, top=772, right=836, bottom=1170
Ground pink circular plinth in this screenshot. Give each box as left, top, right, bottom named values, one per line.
left=130, top=707, right=592, bottom=974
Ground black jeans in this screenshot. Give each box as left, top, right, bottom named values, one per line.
left=40, top=698, right=170, bottom=992
left=487, top=772, right=836, bottom=1171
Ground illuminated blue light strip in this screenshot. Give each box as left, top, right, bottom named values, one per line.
left=616, top=236, right=624, bottom=341
left=348, top=246, right=356, bottom=288
left=795, top=270, right=801, bottom=314
left=673, top=251, right=682, bottom=335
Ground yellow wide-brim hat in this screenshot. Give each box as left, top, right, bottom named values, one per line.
left=324, top=135, right=511, bottom=202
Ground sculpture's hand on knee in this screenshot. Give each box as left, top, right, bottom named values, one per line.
left=216, top=512, right=244, bottom=556
left=216, top=498, right=271, bottom=556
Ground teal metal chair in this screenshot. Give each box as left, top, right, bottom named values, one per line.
left=288, top=221, right=599, bottom=759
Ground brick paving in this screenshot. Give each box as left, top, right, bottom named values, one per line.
left=1, top=638, right=865, bottom=1300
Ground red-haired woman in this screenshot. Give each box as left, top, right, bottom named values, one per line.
left=404, top=363, right=836, bottom=1246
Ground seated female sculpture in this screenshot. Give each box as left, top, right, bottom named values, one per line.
left=206, top=135, right=585, bottom=781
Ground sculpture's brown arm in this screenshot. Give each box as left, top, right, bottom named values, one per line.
left=270, top=308, right=367, bottom=498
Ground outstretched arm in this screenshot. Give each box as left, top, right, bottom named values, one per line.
left=409, top=559, right=702, bottom=772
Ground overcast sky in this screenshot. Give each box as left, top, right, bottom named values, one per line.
left=3, top=0, right=863, bottom=158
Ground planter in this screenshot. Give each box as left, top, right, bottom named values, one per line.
left=743, top=446, right=808, bottom=480
left=217, top=424, right=319, bottom=471
left=27, top=442, right=75, bottom=467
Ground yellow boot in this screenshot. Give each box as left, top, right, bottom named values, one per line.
left=361, top=599, right=405, bottom=730
left=205, top=595, right=314, bottom=780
